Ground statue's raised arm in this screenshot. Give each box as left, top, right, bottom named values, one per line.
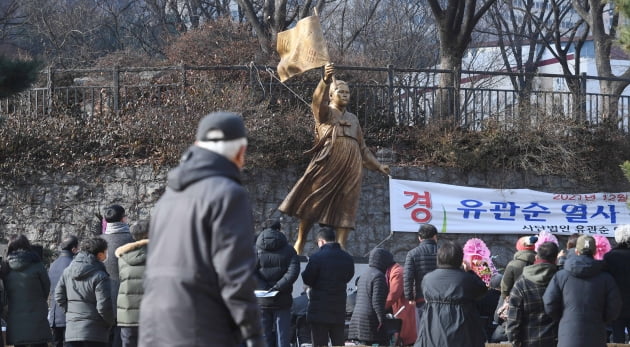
left=312, top=63, right=336, bottom=125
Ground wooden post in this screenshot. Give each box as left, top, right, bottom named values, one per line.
left=113, top=65, right=120, bottom=113
left=47, top=66, right=54, bottom=115
left=387, top=64, right=394, bottom=122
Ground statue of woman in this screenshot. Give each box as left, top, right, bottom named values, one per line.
left=279, top=63, right=390, bottom=254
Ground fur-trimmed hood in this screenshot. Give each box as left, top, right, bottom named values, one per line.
left=115, top=239, right=149, bottom=258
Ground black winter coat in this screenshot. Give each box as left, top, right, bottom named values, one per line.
left=403, top=239, right=437, bottom=301
left=604, top=246, right=630, bottom=320
left=139, top=146, right=262, bottom=347
left=48, top=250, right=75, bottom=328
left=416, top=267, right=487, bottom=347
left=55, top=251, right=114, bottom=343
left=543, top=255, right=621, bottom=347
left=4, top=250, right=52, bottom=345
left=302, top=242, right=354, bottom=324
left=101, top=222, right=135, bottom=319
left=349, top=248, right=392, bottom=343
left=255, top=228, right=300, bottom=309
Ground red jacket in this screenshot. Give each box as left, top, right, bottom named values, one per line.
left=386, top=263, right=417, bottom=345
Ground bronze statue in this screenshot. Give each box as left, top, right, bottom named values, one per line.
left=279, top=63, right=390, bottom=254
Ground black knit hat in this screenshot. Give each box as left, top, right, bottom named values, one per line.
left=196, top=111, right=247, bottom=141
left=104, top=204, right=125, bottom=223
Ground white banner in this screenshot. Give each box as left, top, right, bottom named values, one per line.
left=389, top=178, right=630, bottom=237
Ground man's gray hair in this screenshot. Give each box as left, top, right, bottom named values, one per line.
left=196, top=132, right=247, bottom=160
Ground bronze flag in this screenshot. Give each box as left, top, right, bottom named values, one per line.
left=276, top=15, right=330, bottom=82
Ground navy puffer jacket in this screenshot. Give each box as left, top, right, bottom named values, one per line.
left=543, top=255, right=621, bottom=347
left=404, top=239, right=438, bottom=301
left=48, top=250, right=75, bottom=328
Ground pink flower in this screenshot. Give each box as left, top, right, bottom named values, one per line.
left=463, top=238, right=498, bottom=286
left=535, top=231, right=559, bottom=252
left=593, top=235, right=612, bottom=260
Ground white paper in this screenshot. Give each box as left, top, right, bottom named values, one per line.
left=255, top=290, right=279, bottom=298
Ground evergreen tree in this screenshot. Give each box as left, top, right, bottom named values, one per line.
left=0, top=56, right=40, bottom=98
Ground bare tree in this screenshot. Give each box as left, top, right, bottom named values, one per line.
left=487, top=0, right=553, bottom=102
left=354, top=0, right=438, bottom=67
left=19, top=0, right=114, bottom=67
left=0, top=0, right=23, bottom=42
left=529, top=0, right=589, bottom=121
left=573, top=0, right=630, bottom=122
left=428, top=0, right=498, bottom=119
left=321, top=0, right=384, bottom=60
left=233, top=0, right=328, bottom=59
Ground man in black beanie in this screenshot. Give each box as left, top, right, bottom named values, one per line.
left=139, top=111, right=263, bottom=347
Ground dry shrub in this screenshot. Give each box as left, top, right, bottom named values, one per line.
left=0, top=67, right=314, bottom=182
left=94, top=49, right=161, bottom=68
left=3, top=64, right=630, bottom=188
left=164, top=18, right=259, bottom=66
left=389, top=109, right=630, bottom=185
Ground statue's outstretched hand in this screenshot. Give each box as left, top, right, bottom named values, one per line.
left=324, top=63, right=335, bottom=84
left=379, top=164, right=390, bottom=176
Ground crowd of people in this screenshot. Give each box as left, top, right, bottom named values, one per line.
left=1, top=218, right=628, bottom=347
left=0, top=111, right=629, bottom=347
left=0, top=203, right=148, bottom=347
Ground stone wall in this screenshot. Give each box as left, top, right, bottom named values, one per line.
left=1, top=164, right=628, bottom=269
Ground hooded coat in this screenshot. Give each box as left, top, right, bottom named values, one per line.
left=48, top=249, right=75, bottom=328
left=502, top=250, right=536, bottom=298
left=255, top=228, right=300, bottom=310
left=349, top=248, right=392, bottom=344
left=116, top=239, right=149, bottom=326
left=506, top=262, right=558, bottom=347
left=54, top=251, right=114, bottom=343
left=543, top=255, right=622, bottom=347
left=415, top=267, right=487, bottom=347
left=4, top=249, right=51, bottom=345
left=139, top=146, right=262, bottom=346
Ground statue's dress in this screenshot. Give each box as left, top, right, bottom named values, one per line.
left=279, top=79, right=382, bottom=229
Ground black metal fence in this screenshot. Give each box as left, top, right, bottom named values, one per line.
left=3, top=64, right=630, bottom=132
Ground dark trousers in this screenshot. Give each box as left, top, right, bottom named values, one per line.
left=14, top=344, right=47, bottom=347
left=612, top=319, right=630, bottom=343
left=310, top=322, right=345, bottom=347
left=120, top=327, right=138, bottom=347
left=65, top=342, right=108, bottom=347
left=261, top=308, right=292, bottom=347
left=108, top=326, right=121, bottom=347
left=51, top=326, right=66, bottom=347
